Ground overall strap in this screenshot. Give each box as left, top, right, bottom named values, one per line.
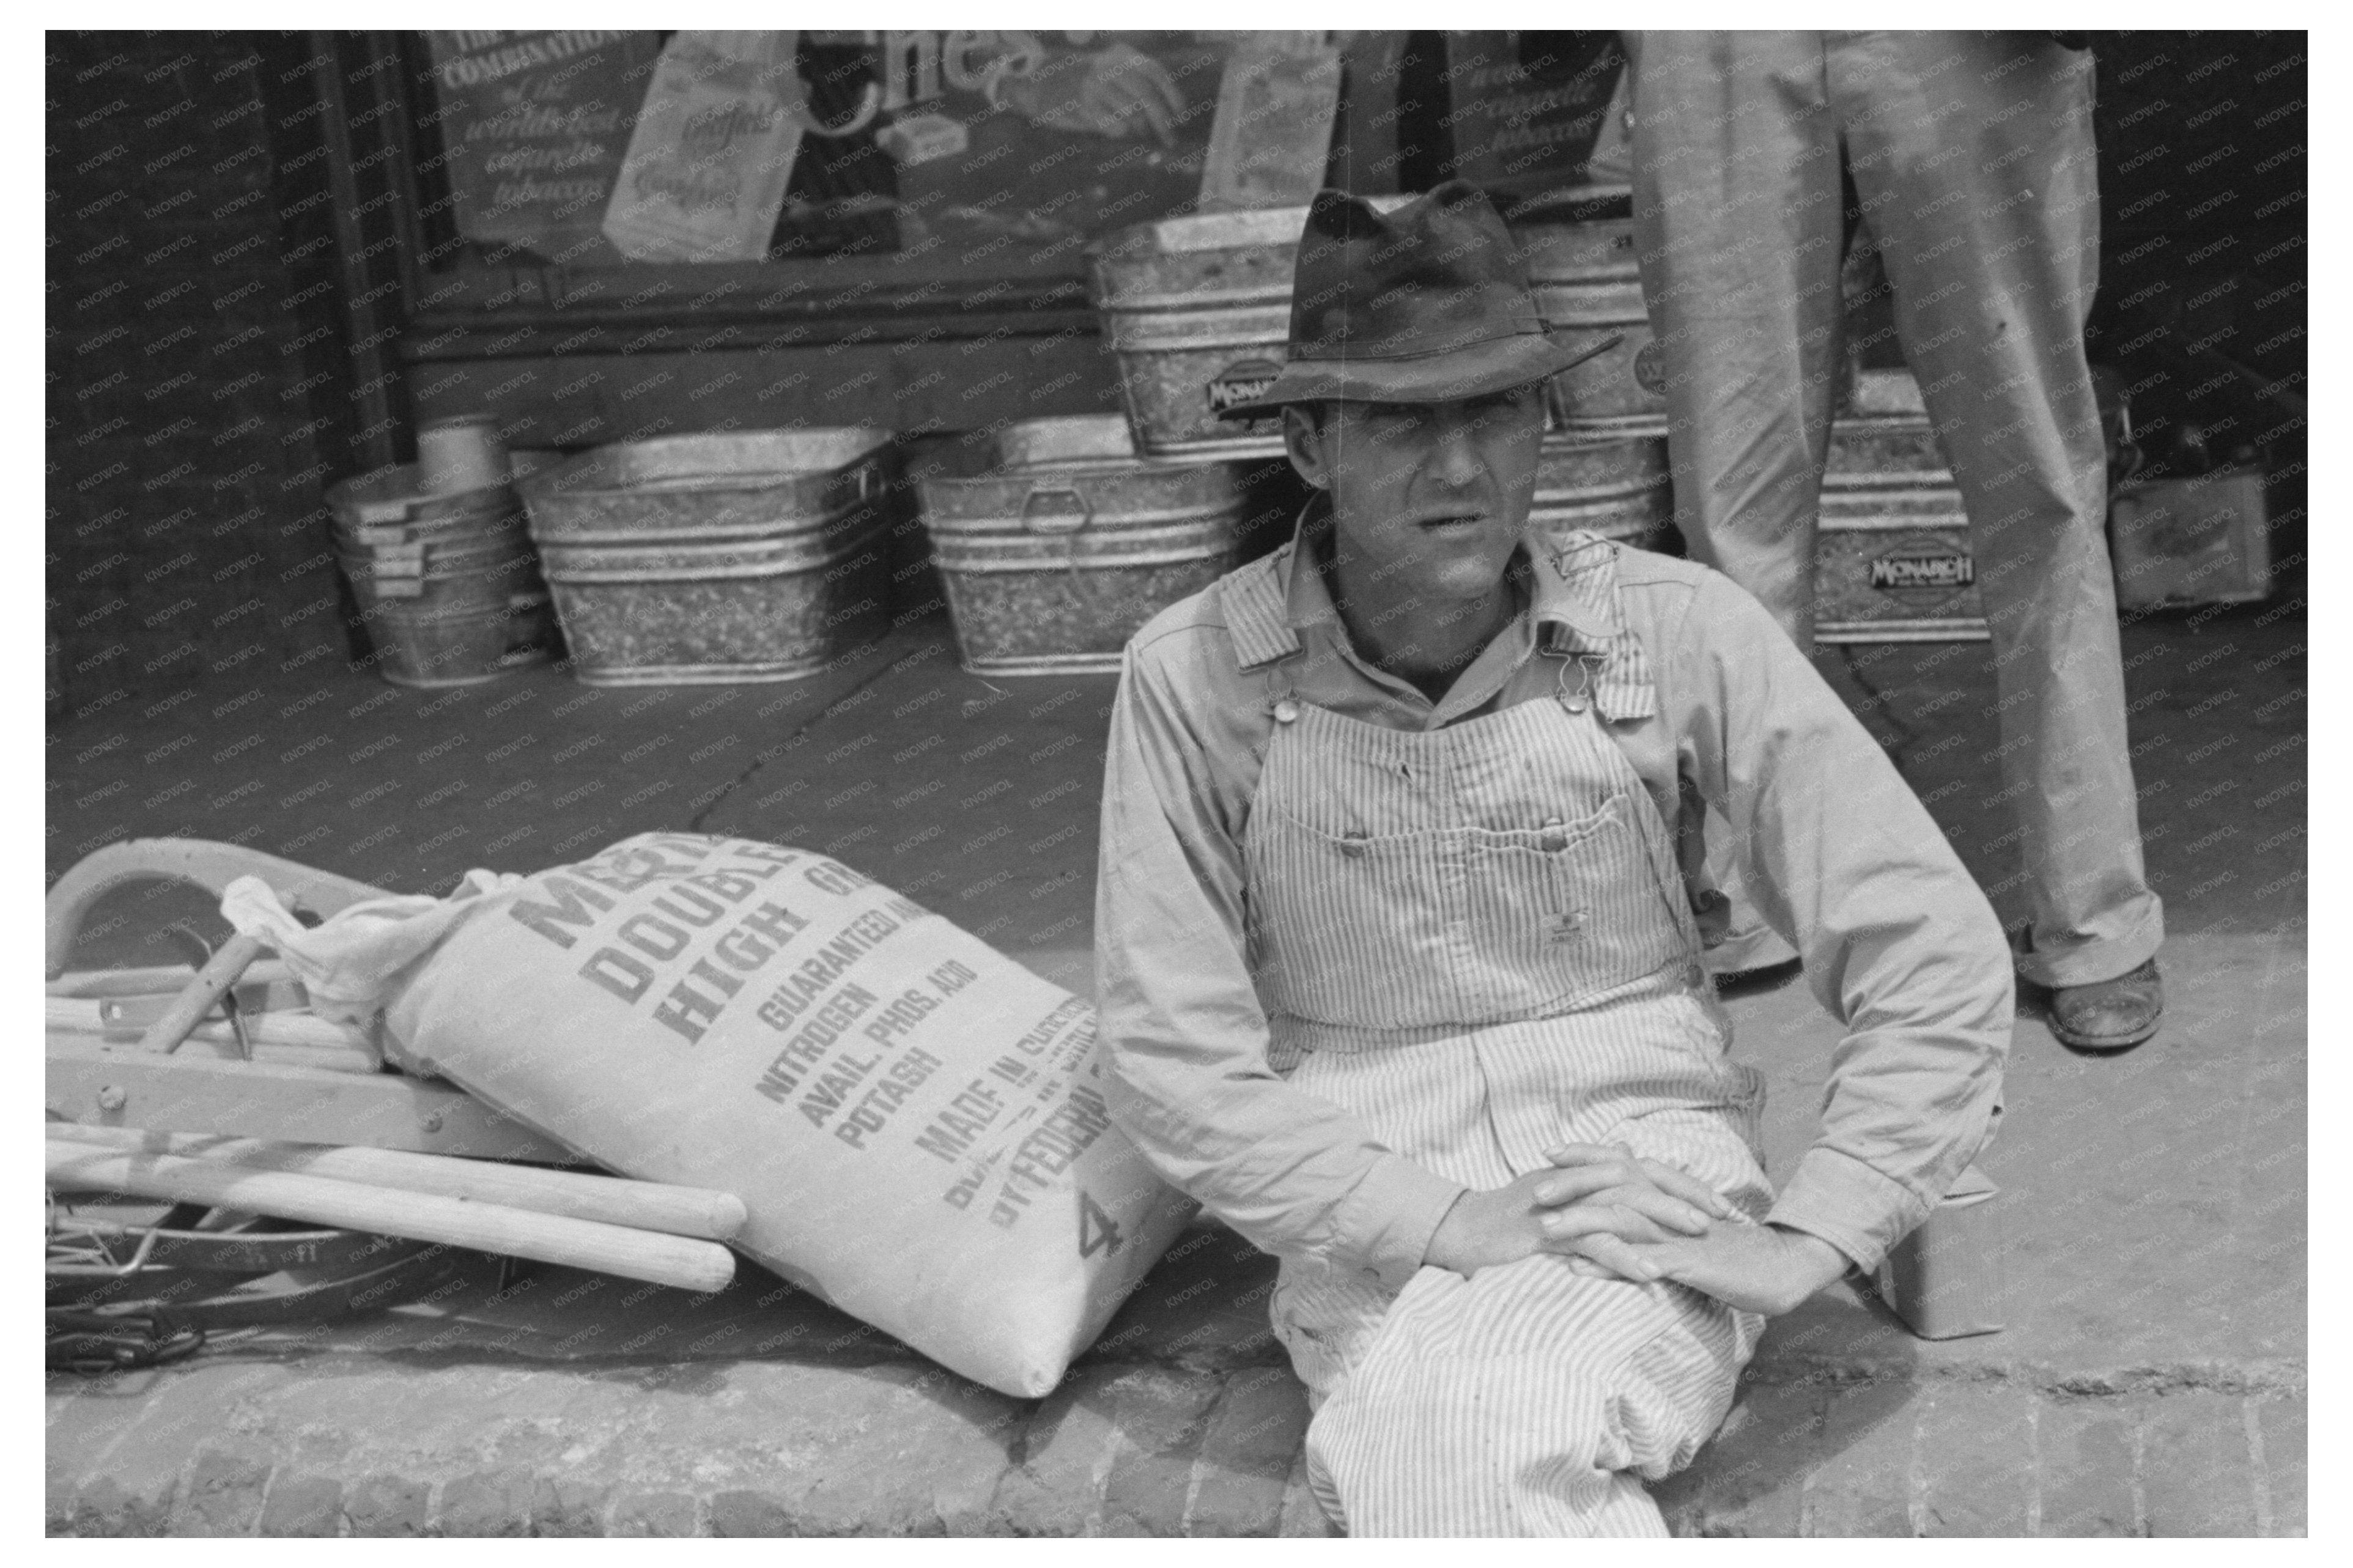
left=1535, top=533, right=1657, bottom=723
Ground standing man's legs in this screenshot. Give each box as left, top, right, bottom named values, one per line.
left=1830, top=32, right=2163, bottom=1005
left=1628, top=31, right=1847, bottom=642
left=1628, top=32, right=1845, bottom=971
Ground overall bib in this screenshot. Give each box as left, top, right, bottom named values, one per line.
left=1243, top=657, right=1772, bottom=1537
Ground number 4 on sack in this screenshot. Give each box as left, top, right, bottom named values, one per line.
left=1079, top=1191, right=1124, bottom=1258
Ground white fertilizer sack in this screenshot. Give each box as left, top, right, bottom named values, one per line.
left=229, top=831, right=1195, bottom=1397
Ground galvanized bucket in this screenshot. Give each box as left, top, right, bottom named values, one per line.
left=1816, top=410, right=1985, bottom=643
left=919, top=415, right=1255, bottom=676
left=519, top=429, right=898, bottom=685
left=520, top=430, right=893, bottom=544
left=1090, top=202, right=1419, bottom=461
left=1518, top=217, right=1666, bottom=432
left=325, top=464, right=517, bottom=533
left=335, top=533, right=543, bottom=616
left=325, top=458, right=558, bottom=684
left=357, top=593, right=560, bottom=689
left=1528, top=431, right=1673, bottom=551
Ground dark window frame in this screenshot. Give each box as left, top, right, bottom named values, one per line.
left=334, top=28, right=1107, bottom=368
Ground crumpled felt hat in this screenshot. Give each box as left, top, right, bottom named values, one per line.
left=1215, top=180, right=1617, bottom=419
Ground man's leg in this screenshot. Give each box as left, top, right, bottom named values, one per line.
left=1831, top=32, right=2164, bottom=991
left=1303, top=1256, right=1761, bottom=1536
left=1629, top=32, right=1849, bottom=974
left=1628, top=30, right=1847, bottom=642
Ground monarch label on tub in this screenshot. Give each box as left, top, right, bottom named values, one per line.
left=1868, top=539, right=1976, bottom=604
left=1206, top=358, right=1282, bottom=416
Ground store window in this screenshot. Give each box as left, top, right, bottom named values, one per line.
left=360, top=31, right=1628, bottom=445
left=413, top=32, right=1367, bottom=273
left=410, top=31, right=1627, bottom=273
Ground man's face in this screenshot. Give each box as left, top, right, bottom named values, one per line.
left=1286, top=383, right=1546, bottom=607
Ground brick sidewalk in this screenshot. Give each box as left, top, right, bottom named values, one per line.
left=46, top=1344, right=2304, bottom=1536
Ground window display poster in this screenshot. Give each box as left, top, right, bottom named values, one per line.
left=1197, top=32, right=1344, bottom=213
left=604, top=31, right=810, bottom=264
left=424, top=32, right=1344, bottom=266
left=1441, top=32, right=1625, bottom=200
left=852, top=31, right=1231, bottom=250
left=425, top=31, right=666, bottom=266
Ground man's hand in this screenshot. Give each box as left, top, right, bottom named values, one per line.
left=1423, top=1143, right=1739, bottom=1279
left=1573, top=1222, right=1850, bottom=1316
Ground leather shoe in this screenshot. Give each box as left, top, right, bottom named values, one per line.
left=2048, top=958, right=2163, bottom=1051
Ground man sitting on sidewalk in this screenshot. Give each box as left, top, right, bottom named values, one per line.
left=1092, top=182, right=2013, bottom=1536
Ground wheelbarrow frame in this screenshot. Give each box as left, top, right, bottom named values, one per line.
left=45, top=838, right=575, bottom=1164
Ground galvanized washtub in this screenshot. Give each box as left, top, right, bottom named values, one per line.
left=518, top=430, right=898, bottom=685
left=1816, top=389, right=1985, bottom=643
left=349, top=596, right=561, bottom=689
left=1516, top=216, right=1664, bottom=434
left=322, top=456, right=561, bottom=688
left=1089, top=201, right=1418, bottom=461
left=334, top=534, right=544, bottom=616
left=1528, top=431, right=1674, bottom=552
left=918, top=415, right=1260, bottom=676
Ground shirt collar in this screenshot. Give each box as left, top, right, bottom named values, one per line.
left=1225, top=497, right=1654, bottom=720
left=1247, top=495, right=1626, bottom=651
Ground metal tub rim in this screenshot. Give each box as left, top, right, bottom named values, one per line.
left=1131, top=433, right=1289, bottom=461
left=536, top=516, right=891, bottom=584
left=1101, top=300, right=1293, bottom=355
left=518, top=428, right=895, bottom=546
left=560, top=655, right=861, bottom=687
left=928, top=522, right=1246, bottom=575
left=953, top=650, right=1129, bottom=678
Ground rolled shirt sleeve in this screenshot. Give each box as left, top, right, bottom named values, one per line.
left=1093, top=636, right=1467, bottom=1289
left=1671, top=572, right=2014, bottom=1274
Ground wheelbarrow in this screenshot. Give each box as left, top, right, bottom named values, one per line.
left=45, top=839, right=745, bottom=1326
left=45, top=837, right=574, bottom=1159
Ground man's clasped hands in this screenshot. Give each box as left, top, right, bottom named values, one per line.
left=1422, top=1144, right=1850, bottom=1317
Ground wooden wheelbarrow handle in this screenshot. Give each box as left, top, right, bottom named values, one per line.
left=45, top=838, right=390, bottom=982
left=138, top=932, right=271, bottom=1056
left=46, top=1138, right=736, bottom=1295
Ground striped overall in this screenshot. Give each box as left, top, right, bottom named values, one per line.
left=1246, top=666, right=1772, bottom=1536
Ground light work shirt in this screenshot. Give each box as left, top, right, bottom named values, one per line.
left=1093, top=510, right=2014, bottom=1287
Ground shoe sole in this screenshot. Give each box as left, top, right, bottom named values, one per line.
left=2049, top=1016, right=2162, bottom=1051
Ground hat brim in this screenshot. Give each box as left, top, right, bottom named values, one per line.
left=1214, top=331, right=1622, bottom=421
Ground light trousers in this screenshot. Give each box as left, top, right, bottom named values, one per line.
left=1627, top=31, right=2162, bottom=986
left=1302, top=1254, right=1761, bottom=1536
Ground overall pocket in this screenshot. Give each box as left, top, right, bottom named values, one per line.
left=1246, top=805, right=1464, bottom=1029
left=1459, top=794, right=1688, bottom=1017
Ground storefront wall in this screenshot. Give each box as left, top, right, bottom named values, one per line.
left=46, top=31, right=2306, bottom=722
left=48, top=34, right=369, bottom=720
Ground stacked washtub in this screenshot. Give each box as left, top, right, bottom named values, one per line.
left=913, top=207, right=1361, bottom=679
left=1085, top=203, right=1682, bottom=559
left=1521, top=210, right=1987, bottom=640
left=517, top=431, right=900, bottom=684
left=324, top=447, right=563, bottom=689
left=916, top=416, right=1274, bottom=677
left=1513, top=213, right=1678, bottom=553
left=929, top=201, right=1685, bottom=684
left=1815, top=370, right=1990, bottom=643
